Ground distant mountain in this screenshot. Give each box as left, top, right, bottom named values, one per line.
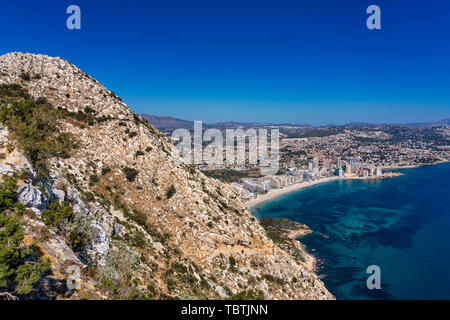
left=211, top=121, right=312, bottom=129
left=142, top=114, right=450, bottom=132
left=141, top=114, right=313, bottom=132
left=341, top=122, right=377, bottom=128
left=339, top=120, right=450, bottom=128
left=141, top=114, right=195, bottom=131
left=400, top=119, right=450, bottom=128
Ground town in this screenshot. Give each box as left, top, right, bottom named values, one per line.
left=195, top=123, right=450, bottom=202
left=229, top=156, right=388, bottom=201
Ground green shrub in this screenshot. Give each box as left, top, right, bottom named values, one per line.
left=123, top=167, right=138, bottom=182
left=41, top=200, right=95, bottom=253
left=166, top=279, right=177, bottom=292
left=120, top=206, right=167, bottom=244
left=0, top=97, right=77, bottom=179
left=171, top=262, right=187, bottom=274
left=98, top=241, right=144, bottom=299
left=19, top=72, right=31, bottom=81
left=132, top=113, right=141, bottom=124
left=83, top=192, right=95, bottom=202
left=199, top=278, right=210, bottom=290
left=110, top=92, right=122, bottom=102
left=146, top=283, right=157, bottom=297
left=89, top=174, right=99, bottom=184
left=0, top=176, right=18, bottom=210
left=228, top=289, right=265, bottom=300
left=14, top=257, right=51, bottom=294
left=0, top=84, right=31, bottom=101
left=41, top=200, right=74, bottom=230
left=128, top=131, right=138, bottom=138
left=83, top=106, right=95, bottom=114
left=36, top=97, right=47, bottom=104
left=166, top=185, right=176, bottom=199
left=263, top=274, right=285, bottom=286
left=135, top=150, right=144, bottom=157
left=0, top=176, right=50, bottom=295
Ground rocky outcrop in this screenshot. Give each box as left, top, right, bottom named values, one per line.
left=0, top=52, right=334, bottom=300
left=86, top=221, right=110, bottom=266
left=18, top=185, right=45, bottom=213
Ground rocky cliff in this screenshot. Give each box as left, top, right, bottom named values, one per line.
left=0, top=52, right=333, bottom=300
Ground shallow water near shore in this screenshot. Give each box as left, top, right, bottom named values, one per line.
left=252, top=163, right=450, bottom=299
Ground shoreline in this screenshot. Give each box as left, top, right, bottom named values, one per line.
left=245, top=173, right=404, bottom=209
left=245, top=162, right=450, bottom=209
left=381, top=160, right=449, bottom=170
left=245, top=176, right=341, bottom=208
left=381, top=164, right=420, bottom=169
left=247, top=160, right=449, bottom=300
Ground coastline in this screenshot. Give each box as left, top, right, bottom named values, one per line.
left=245, top=173, right=403, bottom=209
left=245, top=176, right=341, bottom=208
left=246, top=162, right=449, bottom=299
left=381, top=164, right=420, bottom=169
left=381, top=160, right=450, bottom=170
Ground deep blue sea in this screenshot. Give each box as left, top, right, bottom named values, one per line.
left=252, top=163, right=450, bottom=299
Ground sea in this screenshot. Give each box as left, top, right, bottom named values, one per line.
left=251, top=163, right=450, bottom=299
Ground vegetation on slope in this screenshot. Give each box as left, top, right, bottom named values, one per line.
left=0, top=84, right=77, bottom=179
left=41, top=200, right=96, bottom=254
left=259, top=217, right=307, bottom=263
left=0, top=176, right=50, bottom=297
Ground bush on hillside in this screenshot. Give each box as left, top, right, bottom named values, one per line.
left=0, top=176, right=50, bottom=295
left=0, top=96, right=77, bottom=179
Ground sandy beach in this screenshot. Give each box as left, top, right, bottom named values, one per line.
left=245, top=176, right=342, bottom=208
left=245, top=173, right=404, bottom=208
left=244, top=163, right=450, bottom=209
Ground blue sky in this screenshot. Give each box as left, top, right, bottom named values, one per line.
left=1, top=0, right=449, bottom=125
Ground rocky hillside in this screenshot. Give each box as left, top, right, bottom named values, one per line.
left=0, top=52, right=333, bottom=300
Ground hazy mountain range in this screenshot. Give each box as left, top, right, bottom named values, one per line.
left=141, top=114, right=450, bottom=132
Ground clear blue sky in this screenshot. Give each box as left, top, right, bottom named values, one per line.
left=1, top=0, right=449, bottom=125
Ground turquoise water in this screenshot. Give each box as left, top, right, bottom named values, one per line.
left=252, top=163, right=450, bottom=299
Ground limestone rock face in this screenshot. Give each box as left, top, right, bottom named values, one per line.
left=86, top=221, right=110, bottom=267
left=0, top=162, right=15, bottom=176
left=52, top=189, right=66, bottom=202
left=0, top=52, right=334, bottom=300
left=18, top=184, right=45, bottom=213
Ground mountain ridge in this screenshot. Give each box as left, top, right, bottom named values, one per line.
left=142, top=114, right=450, bottom=132
left=0, top=52, right=332, bottom=300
